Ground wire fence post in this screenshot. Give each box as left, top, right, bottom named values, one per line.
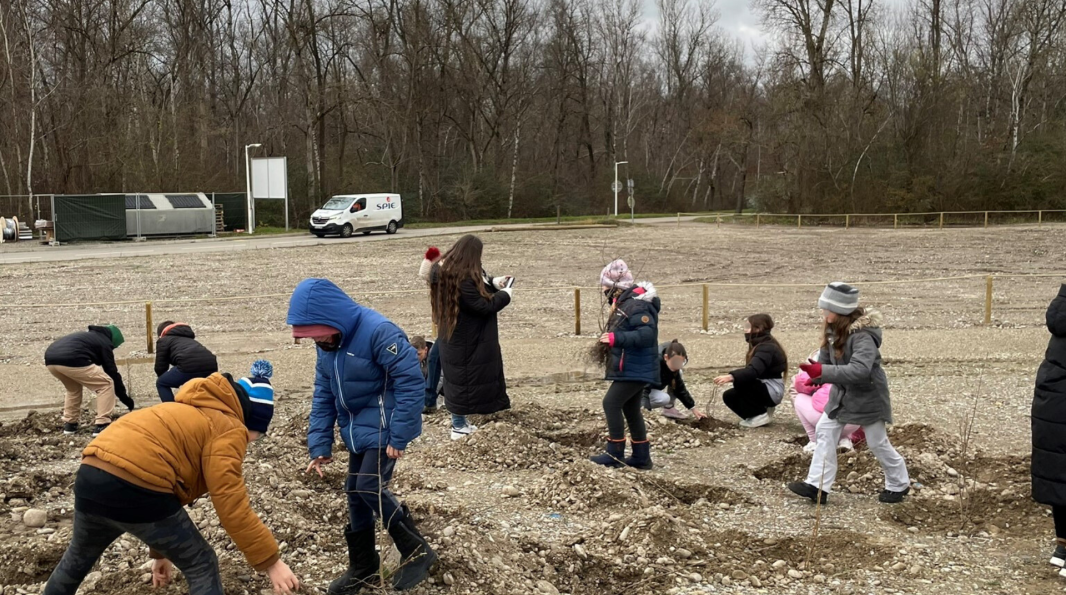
left=755, top=213, right=760, bottom=228
left=716, top=215, right=721, bottom=227
left=145, top=302, right=154, bottom=354
left=1039, top=210, right=1043, bottom=226
left=702, top=284, right=709, bottom=332
left=984, top=276, right=993, bottom=325
left=676, top=212, right=680, bottom=229
left=797, top=214, right=802, bottom=228
left=984, top=211, right=989, bottom=228
left=574, top=288, right=581, bottom=336
left=845, top=214, right=850, bottom=229
left=939, top=212, right=944, bottom=229
left=894, top=214, right=899, bottom=229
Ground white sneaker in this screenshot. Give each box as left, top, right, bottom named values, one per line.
left=837, top=438, right=854, bottom=451
left=803, top=441, right=818, bottom=453
left=739, top=413, right=772, bottom=428
left=450, top=424, right=478, bottom=441
left=1059, top=566, right=1066, bottom=579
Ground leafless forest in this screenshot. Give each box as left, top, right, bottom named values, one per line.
left=2, top=0, right=1066, bottom=221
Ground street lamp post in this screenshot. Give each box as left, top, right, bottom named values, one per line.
left=613, top=161, right=628, bottom=216
left=244, top=143, right=262, bottom=233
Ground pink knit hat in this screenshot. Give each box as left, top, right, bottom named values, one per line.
left=600, top=259, right=634, bottom=289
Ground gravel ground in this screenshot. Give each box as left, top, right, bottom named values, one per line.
left=0, top=222, right=1064, bottom=594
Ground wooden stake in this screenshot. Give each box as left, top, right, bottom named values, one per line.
left=702, top=284, right=709, bottom=332
left=845, top=214, right=850, bottom=229
left=797, top=214, right=802, bottom=228
left=984, top=211, right=989, bottom=228
left=574, top=288, right=581, bottom=336
left=939, top=212, right=944, bottom=229
left=145, top=302, right=154, bottom=354
left=984, top=276, right=993, bottom=325
left=1039, top=210, right=1043, bottom=226
left=756, top=213, right=760, bottom=227
left=894, top=214, right=898, bottom=229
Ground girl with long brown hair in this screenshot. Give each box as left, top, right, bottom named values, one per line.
left=788, top=282, right=910, bottom=505
left=430, top=235, right=514, bottom=440
left=713, top=313, right=788, bottom=428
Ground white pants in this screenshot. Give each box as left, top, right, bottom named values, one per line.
left=805, top=414, right=910, bottom=493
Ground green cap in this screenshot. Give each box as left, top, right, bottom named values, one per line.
left=106, top=325, right=124, bottom=348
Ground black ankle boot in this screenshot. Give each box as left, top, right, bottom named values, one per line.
left=328, top=527, right=379, bottom=595
left=387, top=513, right=438, bottom=591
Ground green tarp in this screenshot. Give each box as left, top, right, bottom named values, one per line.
left=53, top=194, right=126, bottom=242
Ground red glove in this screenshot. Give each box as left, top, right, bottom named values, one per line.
left=799, top=362, right=823, bottom=379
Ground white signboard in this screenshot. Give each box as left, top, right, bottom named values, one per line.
left=251, top=157, right=287, bottom=199
left=250, top=156, right=289, bottom=231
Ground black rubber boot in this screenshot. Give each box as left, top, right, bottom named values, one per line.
left=387, top=513, right=438, bottom=591
left=589, top=439, right=626, bottom=467
left=624, top=440, right=653, bottom=470
left=328, top=527, right=380, bottom=595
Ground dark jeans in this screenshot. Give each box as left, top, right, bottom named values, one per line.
left=44, top=508, right=221, bottom=595
left=156, top=368, right=202, bottom=402
left=347, top=449, right=403, bottom=532
left=603, top=381, right=647, bottom=441
left=1055, top=505, right=1066, bottom=539
left=425, top=342, right=442, bottom=408
left=723, top=379, right=776, bottom=420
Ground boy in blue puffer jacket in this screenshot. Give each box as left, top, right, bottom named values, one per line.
left=287, top=278, right=433, bottom=594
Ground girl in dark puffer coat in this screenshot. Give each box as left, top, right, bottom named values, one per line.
left=1032, top=284, right=1066, bottom=576
left=590, top=259, right=660, bottom=470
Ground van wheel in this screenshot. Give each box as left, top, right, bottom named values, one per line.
left=361, top=230, right=371, bottom=235
left=340, top=224, right=353, bottom=238
left=386, top=220, right=398, bottom=234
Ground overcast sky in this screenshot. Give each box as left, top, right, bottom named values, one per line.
left=640, top=0, right=768, bottom=56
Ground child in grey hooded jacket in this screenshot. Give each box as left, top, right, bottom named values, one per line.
left=788, top=282, right=911, bottom=505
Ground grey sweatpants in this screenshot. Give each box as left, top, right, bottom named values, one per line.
left=804, top=415, right=910, bottom=493
left=44, top=508, right=222, bottom=595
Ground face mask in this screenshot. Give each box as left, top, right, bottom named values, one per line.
left=315, top=334, right=341, bottom=351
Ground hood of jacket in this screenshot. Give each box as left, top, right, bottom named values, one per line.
left=286, top=279, right=363, bottom=345
left=87, top=325, right=116, bottom=347
left=619, top=281, right=661, bottom=311
left=847, top=309, right=884, bottom=347
left=1047, top=284, right=1066, bottom=337
left=162, top=323, right=196, bottom=340
left=175, top=373, right=246, bottom=425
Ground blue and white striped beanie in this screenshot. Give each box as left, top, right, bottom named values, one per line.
left=239, top=359, right=274, bottom=433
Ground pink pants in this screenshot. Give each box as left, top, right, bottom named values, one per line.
left=793, top=394, right=861, bottom=443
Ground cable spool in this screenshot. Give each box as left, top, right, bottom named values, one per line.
left=0, top=216, right=16, bottom=242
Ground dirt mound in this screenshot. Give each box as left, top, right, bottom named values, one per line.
left=0, top=537, right=66, bottom=584
left=753, top=424, right=973, bottom=494
left=424, top=420, right=565, bottom=472
left=0, top=410, right=62, bottom=438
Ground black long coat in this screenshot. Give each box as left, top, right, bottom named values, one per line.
left=438, top=277, right=511, bottom=416
left=1033, top=284, right=1066, bottom=505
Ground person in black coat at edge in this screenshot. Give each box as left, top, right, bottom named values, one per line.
left=154, top=322, right=220, bottom=402
left=1032, top=284, right=1066, bottom=577
left=591, top=259, right=660, bottom=470
left=44, top=325, right=134, bottom=436
left=430, top=235, right=514, bottom=441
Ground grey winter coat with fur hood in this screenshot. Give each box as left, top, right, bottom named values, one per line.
left=818, top=310, right=892, bottom=426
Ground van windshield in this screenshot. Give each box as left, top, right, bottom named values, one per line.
left=322, top=197, right=352, bottom=210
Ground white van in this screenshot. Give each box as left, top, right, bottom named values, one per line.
left=309, top=194, right=404, bottom=238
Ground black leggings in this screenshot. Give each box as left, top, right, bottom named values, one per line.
left=1055, top=506, right=1066, bottom=539
left=722, top=379, right=776, bottom=420
left=603, top=381, right=647, bottom=441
